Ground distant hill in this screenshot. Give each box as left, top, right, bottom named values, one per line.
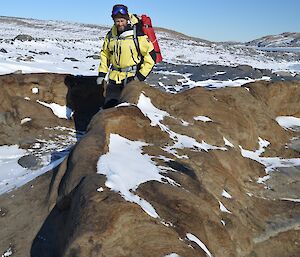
left=245, top=32, right=300, bottom=47
left=155, top=26, right=212, bottom=44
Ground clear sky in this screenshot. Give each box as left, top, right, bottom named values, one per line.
left=1, top=0, right=299, bottom=42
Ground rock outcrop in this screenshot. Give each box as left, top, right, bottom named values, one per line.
left=0, top=73, right=104, bottom=145
left=14, top=34, right=34, bottom=42
left=1, top=74, right=300, bottom=257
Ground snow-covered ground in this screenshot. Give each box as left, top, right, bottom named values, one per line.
left=0, top=125, right=77, bottom=194
left=0, top=16, right=300, bottom=77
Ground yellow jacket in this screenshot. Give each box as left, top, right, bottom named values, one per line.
left=98, top=14, right=156, bottom=84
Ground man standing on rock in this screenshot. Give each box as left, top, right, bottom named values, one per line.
left=97, top=4, right=156, bottom=109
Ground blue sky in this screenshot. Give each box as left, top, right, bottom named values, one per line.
left=1, top=0, right=299, bottom=42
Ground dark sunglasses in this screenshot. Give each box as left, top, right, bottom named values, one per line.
left=112, top=6, right=128, bottom=15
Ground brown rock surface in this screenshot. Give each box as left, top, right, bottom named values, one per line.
left=0, top=73, right=104, bottom=145
left=1, top=75, right=300, bottom=257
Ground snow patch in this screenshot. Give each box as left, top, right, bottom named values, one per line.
left=1, top=246, right=12, bottom=257
left=222, top=189, right=232, bottom=199
left=136, top=93, right=170, bottom=126
left=20, top=117, right=32, bottom=124
left=240, top=137, right=300, bottom=174
left=116, top=102, right=131, bottom=107
left=181, top=119, right=190, bottom=126
left=178, top=74, right=271, bottom=90
left=0, top=145, right=66, bottom=194
left=0, top=145, right=26, bottom=159
left=97, top=134, right=177, bottom=218
left=219, top=201, right=232, bottom=214
left=186, top=233, right=213, bottom=257
left=37, top=100, right=73, bottom=119
left=97, top=187, right=104, bottom=192
left=194, top=116, right=213, bottom=122
left=276, top=116, right=300, bottom=131
left=214, top=71, right=226, bottom=75
left=223, top=137, right=234, bottom=147
left=32, top=87, right=39, bottom=94
left=137, top=93, right=227, bottom=158
left=161, top=220, right=175, bottom=227
left=164, top=254, right=181, bottom=257
left=280, top=198, right=300, bottom=202
left=257, top=175, right=271, bottom=184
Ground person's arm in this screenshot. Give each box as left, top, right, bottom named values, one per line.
left=98, top=33, right=111, bottom=80
left=136, top=36, right=156, bottom=81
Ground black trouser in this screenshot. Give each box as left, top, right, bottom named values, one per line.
left=103, top=77, right=134, bottom=109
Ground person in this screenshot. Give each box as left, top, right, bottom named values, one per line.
left=97, top=4, right=156, bottom=109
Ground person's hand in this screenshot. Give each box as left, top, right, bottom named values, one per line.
left=66, top=107, right=73, bottom=120
left=96, top=76, right=105, bottom=85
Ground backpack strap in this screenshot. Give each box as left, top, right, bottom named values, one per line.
left=133, top=24, right=141, bottom=58
left=107, top=29, right=112, bottom=42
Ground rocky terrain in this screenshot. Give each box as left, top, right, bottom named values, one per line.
left=245, top=32, right=300, bottom=48
left=1, top=15, right=300, bottom=257
left=1, top=73, right=300, bottom=257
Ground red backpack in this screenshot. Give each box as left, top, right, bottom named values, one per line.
left=140, top=15, right=163, bottom=63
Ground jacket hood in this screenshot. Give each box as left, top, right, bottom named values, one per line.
left=129, top=14, right=139, bottom=25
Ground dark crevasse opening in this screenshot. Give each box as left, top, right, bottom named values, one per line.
left=64, top=75, right=105, bottom=133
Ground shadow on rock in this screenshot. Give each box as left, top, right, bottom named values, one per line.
left=30, top=175, right=108, bottom=257
left=30, top=204, right=68, bottom=257
left=65, top=75, right=105, bottom=134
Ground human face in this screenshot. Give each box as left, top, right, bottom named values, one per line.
left=114, top=18, right=128, bottom=33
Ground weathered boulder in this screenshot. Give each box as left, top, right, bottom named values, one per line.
left=13, top=34, right=34, bottom=42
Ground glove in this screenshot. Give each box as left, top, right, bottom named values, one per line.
left=66, top=107, right=73, bottom=120
left=96, top=76, right=105, bottom=85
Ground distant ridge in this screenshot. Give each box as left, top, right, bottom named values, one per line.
left=245, top=32, right=300, bottom=48
left=155, top=26, right=212, bottom=44
left=1, top=15, right=299, bottom=46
